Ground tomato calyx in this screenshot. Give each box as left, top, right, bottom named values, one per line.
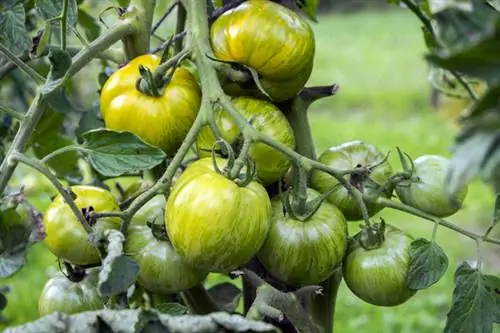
left=82, top=206, right=97, bottom=226
left=391, top=147, right=421, bottom=188
left=358, top=218, right=386, bottom=251
left=146, top=214, right=169, bottom=242
left=210, top=139, right=257, bottom=187
left=279, top=186, right=335, bottom=222
left=60, top=261, right=86, bottom=283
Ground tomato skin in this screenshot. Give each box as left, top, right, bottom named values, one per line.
left=165, top=157, right=272, bottom=273
left=100, top=54, right=201, bottom=155
left=43, top=185, right=122, bottom=266
left=125, top=195, right=208, bottom=294
left=38, top=272, right=103, bottom=316
left=310, top=141, right=394, bottom=221
left=396, top=155, right=468, bottom=217
left=257, top=189, right=348, bottom=286
left=196, top=97, right=295, bottom=185
left=343, top=224, right=416, bottom=307
left=210, top=0, right=315, bottom=101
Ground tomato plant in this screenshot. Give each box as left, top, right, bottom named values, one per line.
left=0, top=1, right=499, bottom=333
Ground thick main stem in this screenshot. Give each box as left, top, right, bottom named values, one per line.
left=310, top=270, right=342, bottom=333
left=123, top=0, right=157, bottom=59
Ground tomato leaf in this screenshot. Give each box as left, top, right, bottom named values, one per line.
left=488, top=0, right=500, bottom=12
left=407, top=238, right=449, bottom=290
left=154, top=302, right=188, bottom=316
left=75, top=103, right=104, bottom=141
left=444, top=261, right=498, bottom=333
left=77, top=8, right=100, bottom=41
left=35, top=0, right=78, bottom=27
left=98, top=230, right=139, bottom=297
left=3, top=309, right=281, bottom=333
left=208, top=282, right=242, bottom=312
left=33, top=133, right=80, bottom=179
left=0, top=2, right=31, bottom=55
left=0, top=203, right=30, bottom=278
left=79, top=129, right=166, bottom=177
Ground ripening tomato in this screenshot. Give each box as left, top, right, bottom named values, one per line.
left=43, top=185, right=122, bottom=265
left=257, top=188, right=348, bottom=286
left=100, top=54, right=201, bottom=155
left=125, top=195, right=208, bottom=294
left=210, top=0, right=315, bottom=101
left=343, top=224, right=416, bottom=307
left=38, top=271, right=103, bottom=316
left=165, top=157, right=272, bottom=273
left=310, top=141, right=394, bottom=221
left=396, top=155, right=468, bottom=217
left=196, top=96, right=295, bottom=185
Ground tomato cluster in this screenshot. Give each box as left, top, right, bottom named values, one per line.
left=37, top=0, right=470, bottom=317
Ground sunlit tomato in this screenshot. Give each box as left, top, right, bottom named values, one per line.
left=343, top=224, right=416, bottom=307
left=165, top=157, right=272, bottom=273
left=196, top=96, right=295, bottom=185
left=396, top=155, right=468, bottom=217
left=43, top=185, right=122, bottom=265
left=257, top=189, right=348, bottom=286
left=38, top=271, right=103, bottom=316
left=310, top=141, right=394, bottom=221
left=210, top=0, right=315, bottom=101
left=100, top=54, right=201, bottom=155
left=125, top=195, right=208, bottom=294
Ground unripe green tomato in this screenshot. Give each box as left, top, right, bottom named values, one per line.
left=125, top=195, right=208, bottom=294
left=343, top=224, right=416, bottom=307
left=310, top=141, right=394, bottom=221
left=165, top=157, right=272, bottom=273
left=257, top=188, right=348, bottom=286
left=38, top=271, right=103, bottom=316
left=43, top=185, right=122, bottom=265
left=210, top=0, right=315, bottom=101
left=196, top=96, right=295, bottom=186
left=396, top=155, right=468, bottom=217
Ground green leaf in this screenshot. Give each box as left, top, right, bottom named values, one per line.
left=444, top=261, right=498, bottom=333
left=77, top=8, right=100, bottom=41
left=154, top=302, right=188, bottom=316
left=488, top=0, right=500, bottom=12
left=98, top=230, right=139, bottom=297
left=36, top=0, right=78, bottom=27
left=295, top=0, right=319, bottom=22
left=35, top=22, right=52, bottom=57
left=0, top=2, right=31, bottom=55
left=76, top=104, right=104, bottom=141
left=407, top=238, right=449, bottom=290
left=3, top=309, right=280, bottom=333
left=208, top=282, right=242, bottom=312
left=32, top=133, right=79, bottom=179
left=46, top=49, right=72, bottom=82
left=79, top=129, right=166, bottom=177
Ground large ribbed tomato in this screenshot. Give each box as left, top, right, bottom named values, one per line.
left=125, top=195, right=208, bottom=294
left=38, top=271, right=103, bottom=316
left=196, top=96, right=295, bottom=185
left=311, top=141, right=394, bottom=221
left=43, top=185, right=122, bottom=265
left=210, top=0, right=315, bottom=101
left=396, top=155, right=468, bottom=217
left=100, top=54, right=201, bottom=155
left=165, top=157, right=272, bottom=273
left=257, top=189, right=348, bottom=286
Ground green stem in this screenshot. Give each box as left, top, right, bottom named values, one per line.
left=180, top=284, right=220, bottom=314
left=52, top=45, right=126, bottom=64
left=41, top=145, right=79, bottom=164
left=11, top=152, right=92, bottom=233
left=174, top=3, right=187, bottom=54
left=310, top=269, right=342, bottom=333
left=230, top=138, right=252, bottom=179
left=60, top=0, right=69, bottom=50
left=152, top=0, right=179, bottom=34
left=0, top=104, right=24, bottom=120
left=122, top=0, right=157, bottom=59
left=287, top=97, right=317, bottom=162
left=0, top=44, right=45, bottom=84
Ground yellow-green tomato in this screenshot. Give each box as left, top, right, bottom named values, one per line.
left=38, top=272, right=103, bottom=316
left=100, top=54, right=201, bottom=155
left=196, top=96, right=295, bottom=186
left=125, top=195, right=208, bottom=294
left=311, top=141, right=394, bottom=221
left=210, top=0, right=315, bottom=101
left=43, top=185, right=122, bottom=265
left=396, top=155, right=468, bottom=217
left=165, top=157, right=272, bottom=273
left=257, top=189, right=348, bottom=286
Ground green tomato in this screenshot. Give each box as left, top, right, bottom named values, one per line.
left=196, top=96, right=295, bottom=186
left=310, top=141, right=394, bottom=221
left=343, top=224, right=416, bottom=307
left=396, top=155, right=468, bottom=217
left=125, top=195, right=208, bottom=294
left=38, top=271, right=103, bottom=316
left=165, top=157, right=272, bottom=273
left=43, top=185, right=122, bottom=266
left=257, top=188, right=348, bottom=286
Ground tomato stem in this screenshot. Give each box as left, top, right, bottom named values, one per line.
left=174, top=3, right=187, bottom=54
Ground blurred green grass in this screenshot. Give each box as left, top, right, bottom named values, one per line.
left=1, top=7, right=499, bottom=333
